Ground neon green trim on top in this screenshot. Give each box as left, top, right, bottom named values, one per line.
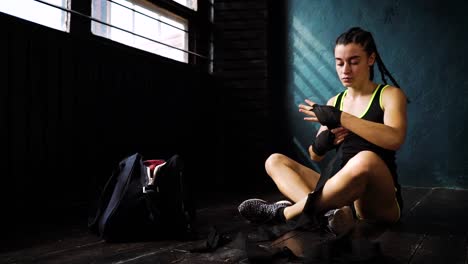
left=379, top=84, right=390, bottom=110
left=340, top=85, right=381, bottom=118
left=340, top=90, right=347, bottom=111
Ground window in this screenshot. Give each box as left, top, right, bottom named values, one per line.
left=173, top=0, right=197, bottom=11
left=0, top=0, right=210, bottom=67
left=0, top=0, right=70, bottom=32
left=91, top=0, right=190, bottom=63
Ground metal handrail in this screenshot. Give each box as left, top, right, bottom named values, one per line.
left=33, top=0, right=209, bottom=60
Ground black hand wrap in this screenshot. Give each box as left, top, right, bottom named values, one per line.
left=312, top=130, right=335, bottom=156
left=311, top=104, right=342, bottom=129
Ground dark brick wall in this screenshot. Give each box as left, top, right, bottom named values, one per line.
left=212, top=0, right=278, bottom=191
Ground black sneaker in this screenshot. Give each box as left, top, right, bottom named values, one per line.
left=238, top=199, right=292, bottom=224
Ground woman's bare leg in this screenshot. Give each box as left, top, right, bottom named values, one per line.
left=283, top=151, right=400, bottom=223
left=265, top=153, right=320, bottom=203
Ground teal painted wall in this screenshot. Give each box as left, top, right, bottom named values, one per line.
left=285, top=0, right=468, bottom=188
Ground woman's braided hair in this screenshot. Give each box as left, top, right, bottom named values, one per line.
left=335, top=27, right=400, bottom=88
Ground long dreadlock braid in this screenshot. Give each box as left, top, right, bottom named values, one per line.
left=375, top=53, right=401, bottom=88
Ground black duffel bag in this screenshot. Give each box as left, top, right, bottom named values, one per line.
left=88, top=153, right=196, bottom=242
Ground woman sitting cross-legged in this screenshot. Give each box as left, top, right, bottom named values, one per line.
left=238, top=27, right=408, bottom=234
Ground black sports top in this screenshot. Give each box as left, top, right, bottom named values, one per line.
left=334, top=84, right=403, bottom=212
left=334, top=84, right=396, bottom=173
left=333, top=84, right=403, bottom=210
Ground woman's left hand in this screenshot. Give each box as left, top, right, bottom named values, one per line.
left=298, top=99, right=319, bottom=122
left=299, top=99, right=342, bottom=129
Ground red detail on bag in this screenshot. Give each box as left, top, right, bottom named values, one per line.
left=143, top=160, right=165, bottom=175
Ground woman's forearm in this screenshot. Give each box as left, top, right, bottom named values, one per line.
left=340, top=112, right=405, bottom=151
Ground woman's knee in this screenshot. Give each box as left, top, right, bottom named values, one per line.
left=345, top=151, right=382, bottom=178
left=265, top=153, right=289, bottom=176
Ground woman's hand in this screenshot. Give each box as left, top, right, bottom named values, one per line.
left=330, top=127, right=349, bottom=145
left=308, top=127, right=349, bottom=160
left=298, top=99, right=318, bottom=122
left=299, top=99, right=342, bottom=129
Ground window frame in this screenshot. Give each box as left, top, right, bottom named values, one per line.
left=92, top=0, right=191, bottom=63
left=1, top=0, right=212, bottom=68
left=85, top=0, right=212, bottom=68
left=0, top=0, right=72, bottom=32
left=144, top=0, right=212, bottom=67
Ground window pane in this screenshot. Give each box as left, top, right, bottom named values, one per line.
left=92, top=0, right=188, bottom=63
left=0, top=0, right=70, bottom=32
left=172, top=0, right=197, bottom=11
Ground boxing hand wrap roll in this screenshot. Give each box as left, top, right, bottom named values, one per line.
left=311, top=104, right=342, bottom=129
left=312, top=130, right=335, bottom=156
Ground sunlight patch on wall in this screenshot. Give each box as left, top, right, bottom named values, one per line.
left=291, top=16, right=342, bottom=106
